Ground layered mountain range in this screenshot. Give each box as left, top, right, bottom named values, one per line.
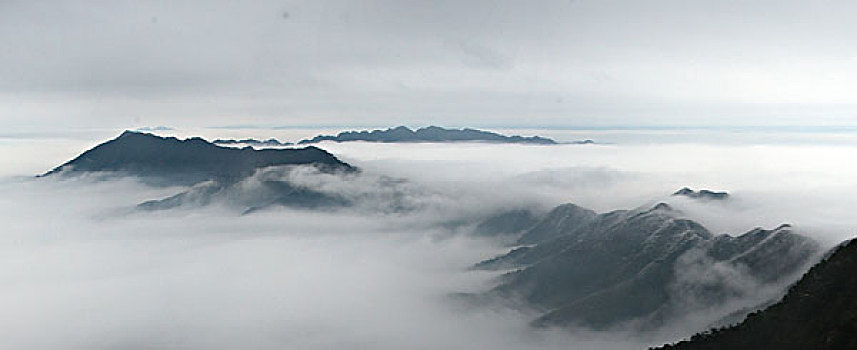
left=473, top=199, right=821, bottom=331
left=40, top=131, right=837, bottom=344
left=213, top=138, right=293, bottom=147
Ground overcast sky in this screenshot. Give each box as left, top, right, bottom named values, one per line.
left=3, top=0, right=857, bottom=131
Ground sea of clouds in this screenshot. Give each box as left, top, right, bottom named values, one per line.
left=1, top=128, right=856, bottom=349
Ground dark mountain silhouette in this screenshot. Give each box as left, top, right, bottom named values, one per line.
left=653, top=238, right=857, bottom=350
left=297, top=126, right=558, bottom=144
left=212, top=138, right=293, bottom=147
left=41, top=131, right=356, bottom=211
left=673, top=187, right=729, bottom=200
left=137, top=176, right=351, bottom=213
left=42, top=131, right=354, bottom=185
left=473, top=201, right=820, bottom=331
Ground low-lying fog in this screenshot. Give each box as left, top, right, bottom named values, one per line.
left=1, top=128, right=856, bottom=349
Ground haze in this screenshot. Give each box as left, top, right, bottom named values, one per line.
left=3, top=0, right=857, bottom=131
left=3, top=0, right=857, bottom=348
left=2, top=129, right=857, bottom=348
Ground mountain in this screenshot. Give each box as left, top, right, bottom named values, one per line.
left=473, top=201, right=820, bottom=331
left=42, top=131, right=354, bottom=185
left=514, top=203, right=598, bottom=245
left=42, top=131, right=357, bottom=212
left=212, top=138, right=293, bottom=147
left=654, top=238, right=857, bottom=350
left=297, top=126, right=558, bottom=145
left=137, top=174, right=351, bottom=213
left=673, top=187, right=729, bottom=200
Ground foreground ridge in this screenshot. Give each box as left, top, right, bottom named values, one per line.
left=654, top=238, right=857, bottom=350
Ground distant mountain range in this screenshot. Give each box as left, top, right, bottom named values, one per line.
left=472, top=197, right=820, bottom=331
left=655, top=238, right=857, bottom=350
left=174, top=126, right=593, bottom=147
left=213, top=138, right=293, bottom=147
left=296, top=126, right=562, bottom=145
left=673, top=187, right=729, bottom=200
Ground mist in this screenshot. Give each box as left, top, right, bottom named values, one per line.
left=0, top=176, right=643, bottom=349
left=5, top=1, right=857, bottom=130
left=1, top=129, right=856, bottom=349
left=314, top=137, right=857, bottom=245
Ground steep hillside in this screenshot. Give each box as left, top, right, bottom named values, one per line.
left=654, top=238, right=857, bottom=350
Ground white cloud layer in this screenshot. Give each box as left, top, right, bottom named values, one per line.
left=316, top=139, right=857, bottom=246
left=0, top=177, right=649, bottom=349
left=3, top=0, right=857, bottom=129
left=1, top=131, right=856, bottom=348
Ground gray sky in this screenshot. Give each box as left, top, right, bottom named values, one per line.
left=3, top=0, right=857, bottom=131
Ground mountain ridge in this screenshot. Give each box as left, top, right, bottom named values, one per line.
left=297, top=126, right=561, bottom=144
left=212, top=138, right=293, bottom=147
left=673, top=187, right=729, bottom=200
left=472, top=199, right=820, bottom=332
left=42, top=131, right=354, bottom=185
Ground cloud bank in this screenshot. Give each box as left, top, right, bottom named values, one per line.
left=0, top=176, right=649, bottom=349
left=1, top=132, right=857, bottom=348
left=3, top=0, right=857, bottom=130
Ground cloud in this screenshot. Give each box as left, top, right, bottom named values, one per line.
left=312, top=140, right=857, bottom=245
left=136, top=126, right=174, bottom=132
left=2, top=134, right=857, bottom=348
left=445, top=39, right=512, bottom=69
left=0, top=174, right=658, bottom=349
left=3, top=0, right=857, bottom=130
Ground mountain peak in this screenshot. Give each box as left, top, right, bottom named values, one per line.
left=774, top=223, right=793, bottom=231
left=514, top=202, right=598, bottom=245
left=653, top=202, right=674, bottom=211
left=119, top=129, right=139, bottom=137
left=673, top=187, right=730, bottom=200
